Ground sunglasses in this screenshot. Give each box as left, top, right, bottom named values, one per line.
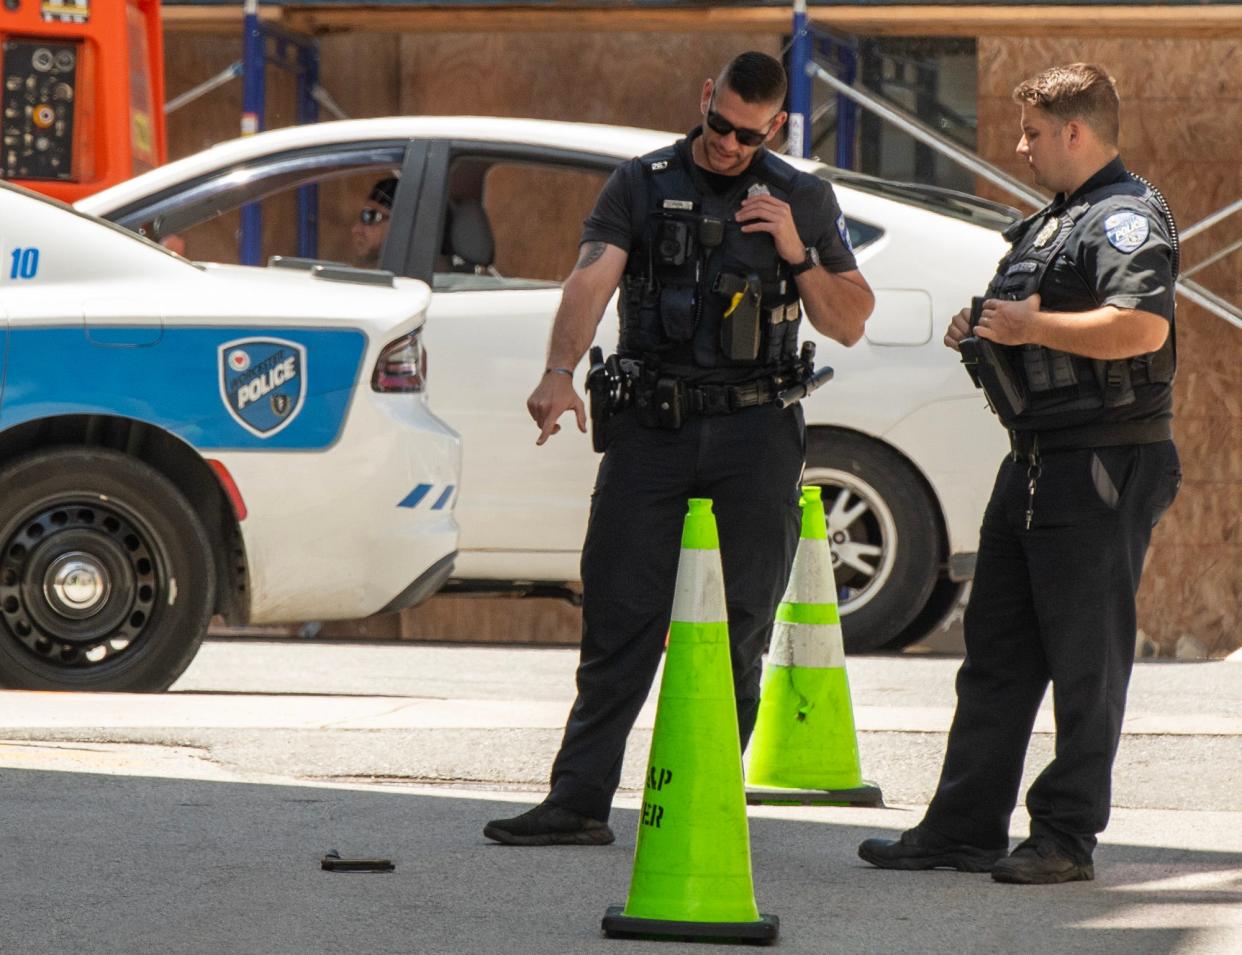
left=358, top=208, right=389, bottom=225
left=705, top=97, right=778, bottom=148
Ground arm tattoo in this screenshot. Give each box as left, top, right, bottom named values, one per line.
left=575, top=241, right=607, bottom=271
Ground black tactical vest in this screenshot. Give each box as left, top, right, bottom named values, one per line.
left=618, top=139, right=803, bottom=373
left=981, top=174, right=1177, bottom=424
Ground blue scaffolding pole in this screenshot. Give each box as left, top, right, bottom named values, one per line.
left=239, top=0, right=265, bottom=266
left=787, top=0, right=812, bottom=158
left=295, top=40, right=320, bottom=259
left=238, top=0, right=320, bottom=265
left=787, top=5, right=859, bottom=170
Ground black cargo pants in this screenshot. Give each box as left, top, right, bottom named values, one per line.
left=548, top=402, right=805, bottom=822
left=922, top=440, right=1181, bottom=863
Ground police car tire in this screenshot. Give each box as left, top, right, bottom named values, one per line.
left=879, top=578, right=968, bottom=652
left=0, top=448, right=215, bottom=692
left=804, top=430, right=941, bottom=654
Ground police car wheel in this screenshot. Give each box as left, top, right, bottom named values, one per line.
left=0, top=449, right=215, bottom=692
left=804, top=430, right=940, bottom=653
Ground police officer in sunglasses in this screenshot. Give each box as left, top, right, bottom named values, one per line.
left=485, top=51, right=874, bottom=846
left=350, top=176, right=398, bottom=268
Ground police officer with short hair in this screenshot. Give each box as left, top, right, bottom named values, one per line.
left=859, top=63, right=1182, bottom=884
left=484, top=51, right=874, bottom=845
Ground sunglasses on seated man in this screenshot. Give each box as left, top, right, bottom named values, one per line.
left=358, top=207, right=388, bottom=225
left=705, top=96, right=781, bottom=148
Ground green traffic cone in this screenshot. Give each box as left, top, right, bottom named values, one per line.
left=602, top=498, right=778, bottom=945
left=746, top=486, right=884, bottom=807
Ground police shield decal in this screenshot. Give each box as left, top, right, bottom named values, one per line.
left=219, top=338, right=307, bottom=438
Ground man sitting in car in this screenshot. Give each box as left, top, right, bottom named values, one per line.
left=351, top=176, right=397, bottom=268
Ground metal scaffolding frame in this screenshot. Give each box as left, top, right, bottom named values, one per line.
left=166, top=0, right=326, bottom=264
left=786, top=17, right=1242, bottom=331
left=161, top=1, right=1242, bottom=323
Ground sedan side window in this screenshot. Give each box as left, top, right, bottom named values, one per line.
left=117, top=145, right=408, bottom=267
left=434, top=158, right=610, bottom=292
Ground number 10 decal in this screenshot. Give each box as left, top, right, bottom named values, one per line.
left=9, top=247, right=40, bottom=280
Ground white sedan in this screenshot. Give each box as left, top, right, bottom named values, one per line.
left=79, top=117, right=1013, bottom=652
left=0, top=182, right=461, bottom=690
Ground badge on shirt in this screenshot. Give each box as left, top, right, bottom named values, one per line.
left=1104, top=211, right=1150, bottom=253
left=746, top=183, right=771, bottom=199
left=836, top=213, right=853, bottom=252
left=1032, top=216, right=1059, bottom=248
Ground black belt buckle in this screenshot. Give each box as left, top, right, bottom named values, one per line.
left=729, top=383, right=756, bottom=411
left=689, top=384, right=725, bottom=416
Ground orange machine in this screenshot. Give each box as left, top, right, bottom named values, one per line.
left=0, top=0, right=165, bottom=202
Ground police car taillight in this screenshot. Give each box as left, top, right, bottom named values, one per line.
left=372, top=331, right=426, bottom=393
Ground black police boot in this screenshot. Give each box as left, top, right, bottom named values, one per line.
left=992, top=839, right=1094, bottom=884
left=483, top=800, right=615, bottom=847
left=858, top=826, right=1006, bottom=873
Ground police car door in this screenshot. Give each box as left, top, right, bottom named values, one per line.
left=401, top=142, right=618, bottom=580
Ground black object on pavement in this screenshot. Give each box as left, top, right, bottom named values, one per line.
left=320, top=850, right=395, bottom=873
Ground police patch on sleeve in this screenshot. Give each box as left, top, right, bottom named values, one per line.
left=836, top=213, right=853, bottom=252
left=1103, top=211, right=1150, bottom=253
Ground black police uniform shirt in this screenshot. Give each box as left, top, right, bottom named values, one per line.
left=1018, top=156, right=1175, bottom=432
left=580, top=126, right=857, bottom=376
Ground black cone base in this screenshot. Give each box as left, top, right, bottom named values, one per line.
left=745, top=781, right=885, bottom=808
left=602, top=906, right=778, bottom=945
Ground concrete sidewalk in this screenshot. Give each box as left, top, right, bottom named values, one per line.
left=4, top=686, right=1242, bottom=736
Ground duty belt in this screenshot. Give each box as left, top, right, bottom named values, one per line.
left=1008, top=418, right=1173, bottom=457
left=683, top=379, right=776, bottom=415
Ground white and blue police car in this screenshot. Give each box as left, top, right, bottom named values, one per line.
left=0, top=182, right=461, bottom=691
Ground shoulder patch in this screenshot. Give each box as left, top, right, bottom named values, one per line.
left=1103, top=211, right=1149, bottom=253
left=836, top=213, right=853, bottom=252
left=649, top=159, right=669, bottom=172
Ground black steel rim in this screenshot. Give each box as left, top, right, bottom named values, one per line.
left=803, top=469, right=897, bottom=615
left=0, top=496, right=163, bottom=670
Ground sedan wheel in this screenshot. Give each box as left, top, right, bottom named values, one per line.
left=805, top=430, right=941, bottom=653
left=0, top=449, right=215, bottom=691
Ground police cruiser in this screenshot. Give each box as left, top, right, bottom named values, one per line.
left=0, top=183, right=461, bottom=691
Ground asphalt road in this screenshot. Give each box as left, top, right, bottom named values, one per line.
left=2, top=639, right=1240, bottom=954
